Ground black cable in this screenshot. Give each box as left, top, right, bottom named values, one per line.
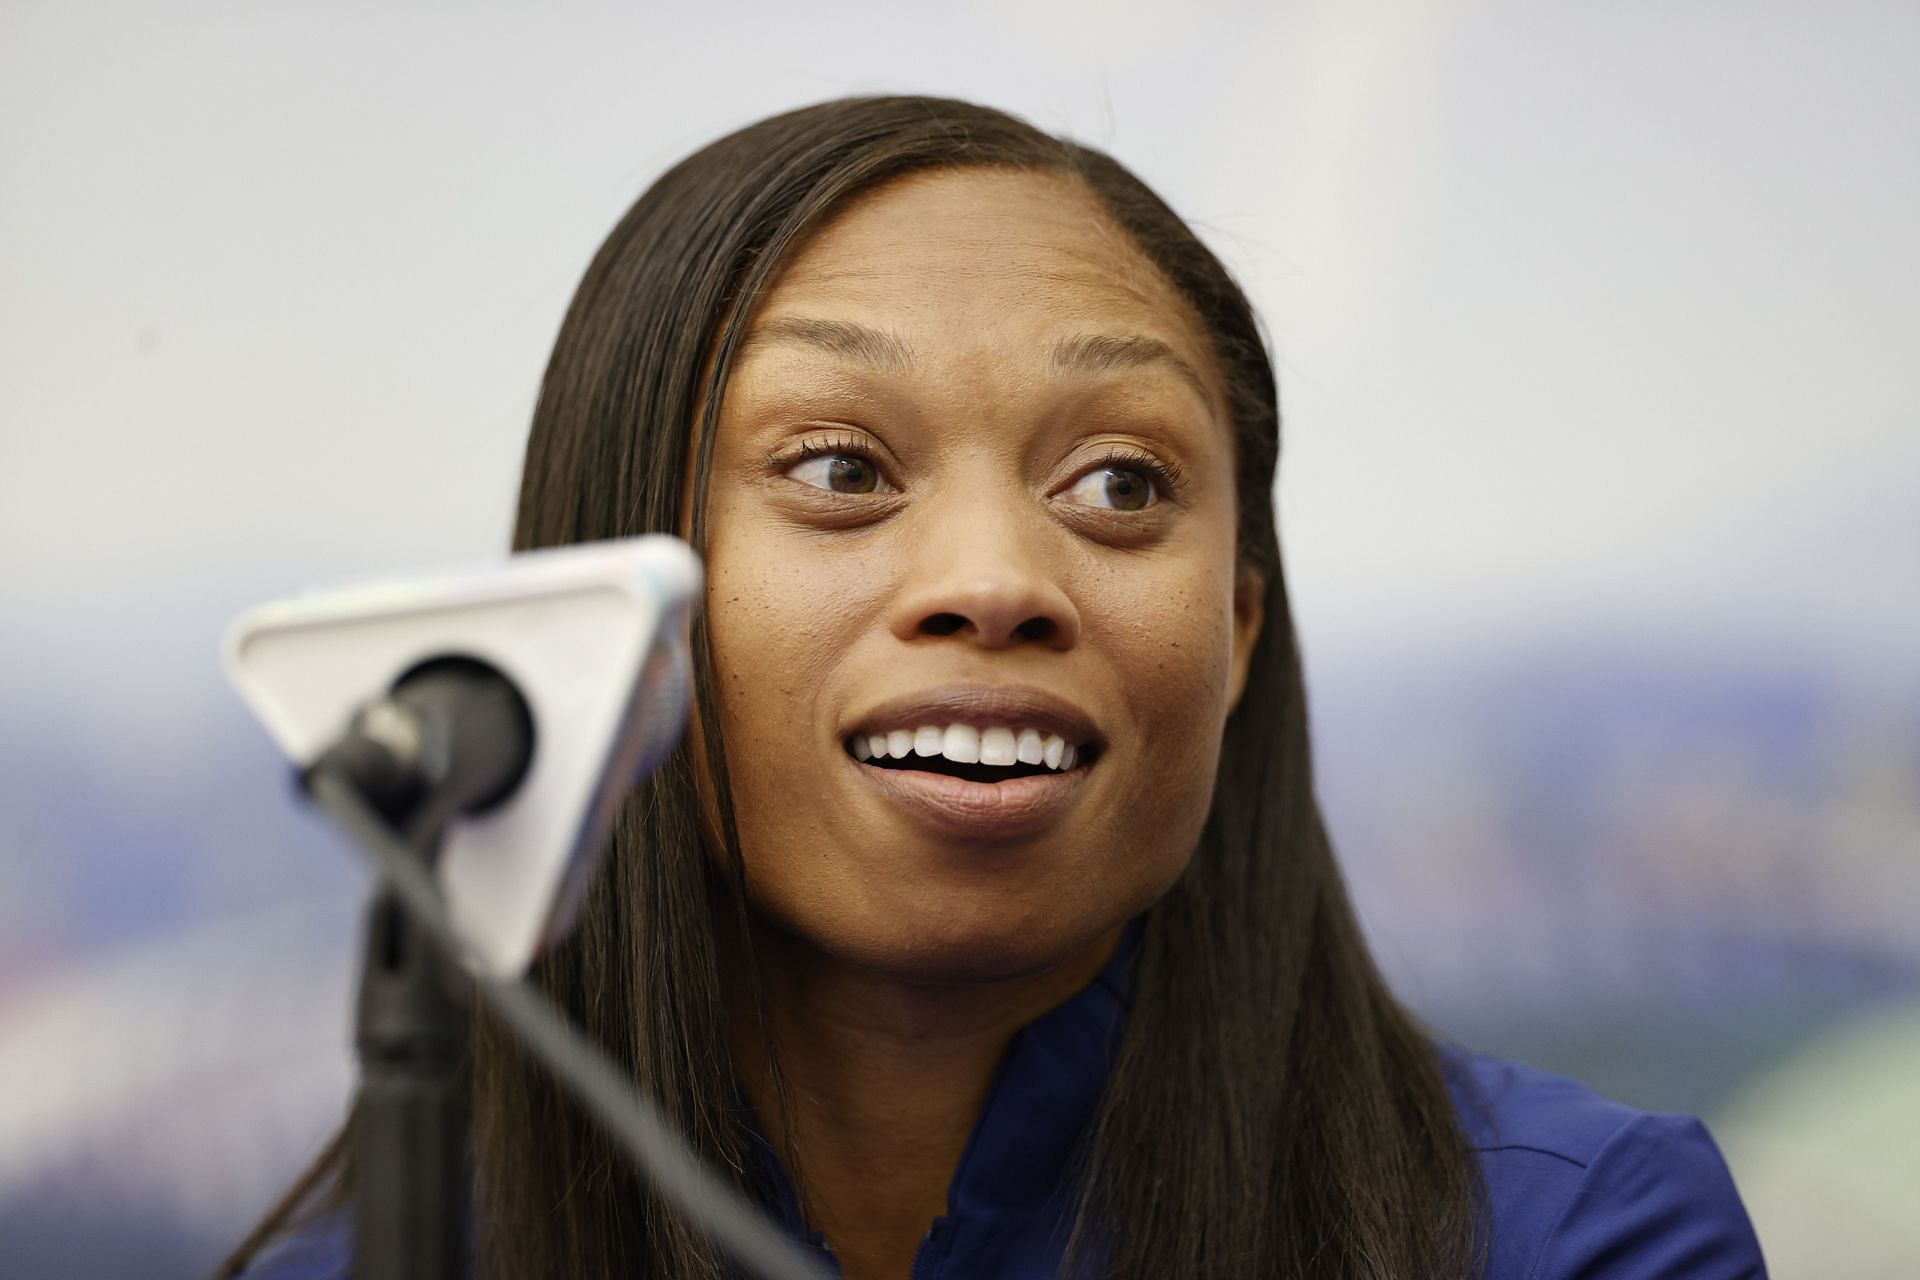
left=306, top=766, right=835, bottom=1280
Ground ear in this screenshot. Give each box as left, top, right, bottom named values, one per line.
left=1226, top=564, right=1266, bottom=713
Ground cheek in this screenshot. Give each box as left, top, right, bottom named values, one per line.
left=701, top=507, right=854, bottom=737
left=1091, top=561, right=1238, bottom=825
left=695, top=510, right=886, bottom=852
left=1141, top=575, right=1236, bottom=702
left=1085, top=548, right=1237, bottom=717
left=704, top=562, right=821, bottom=737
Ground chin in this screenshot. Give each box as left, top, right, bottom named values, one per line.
left=794, top=877, right=1142, bottom=986
left=872, top=926, right=1072, bottom=985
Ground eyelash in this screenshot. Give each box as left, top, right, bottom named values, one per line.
left=768, top=436, right=1187, bottom=504
left=771, top=432, right=874, bottom=473
left=1081, top=444, right=1186, bottom=500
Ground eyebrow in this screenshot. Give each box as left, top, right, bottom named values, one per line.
left=738, top=317, right=915, bottom=372
left=738, top=316, right=1213, bottom=406
left=1049, top=333, right=1213, bottom=408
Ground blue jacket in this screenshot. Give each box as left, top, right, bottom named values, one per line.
left=245, top=929, right=1766, bottom=1278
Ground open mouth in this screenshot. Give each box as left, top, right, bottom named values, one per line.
left=845, top=725, right=1098, bottom=784
left=843, top=713, right=1100, bottom=838
left=862, top=753, right=1067, bottom=784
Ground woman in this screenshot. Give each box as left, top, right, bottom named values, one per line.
left=228, top=96, right=1764, bottom=1279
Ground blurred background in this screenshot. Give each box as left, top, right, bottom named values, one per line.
left=2, top=1, right=1915, bottom=1275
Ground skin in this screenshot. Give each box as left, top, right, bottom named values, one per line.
left=690, top=167, right=1264, bottom=1279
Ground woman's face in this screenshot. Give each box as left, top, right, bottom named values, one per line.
left=698, top=167, right=1262, bottom=982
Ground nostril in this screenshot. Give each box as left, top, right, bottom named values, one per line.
left=922, top=612, right=968, bottom=637
left=1014, top=617, right=1055, bottom=643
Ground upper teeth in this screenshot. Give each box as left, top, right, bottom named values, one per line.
left=851, top=724, right=1080, bottom=771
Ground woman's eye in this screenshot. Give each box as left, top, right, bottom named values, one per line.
left=786, top=453, right=890, bottom=494
left=1063, top=465, right=1157, bottom=511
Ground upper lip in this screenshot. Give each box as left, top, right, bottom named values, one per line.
left=844, top=683, right=1104, bottom=749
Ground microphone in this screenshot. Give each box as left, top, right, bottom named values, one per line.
left=312, top=654, right=536, bottom=838
left=229, top=536, right=834, bottom=1280
left=225, top=534, right=701, bottom=975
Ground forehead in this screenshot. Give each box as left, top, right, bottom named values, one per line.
left=751, top=167, right=1216, bottom=381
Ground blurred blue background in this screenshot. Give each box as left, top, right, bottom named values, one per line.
left=3, top=2, right=1916, bottom=1275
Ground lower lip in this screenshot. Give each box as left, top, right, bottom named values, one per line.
left=849, top=754, right=1092, bottom=841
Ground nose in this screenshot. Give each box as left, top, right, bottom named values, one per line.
left=887, top=508, right=1080, bottom=652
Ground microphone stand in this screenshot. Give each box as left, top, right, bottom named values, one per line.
left=301, top=659, right=833, bottom=1280
left=353, top=877, right=469, bottom=1280
left=316, top=660, right=519, bottom=1280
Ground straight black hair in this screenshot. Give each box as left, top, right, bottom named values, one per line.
left=224, top=95, right=1483, bottom=1279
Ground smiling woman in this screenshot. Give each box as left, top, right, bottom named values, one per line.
left=698, top=167, right=1258, bottom=995
left=224, top=97, right=1765, bottom=1280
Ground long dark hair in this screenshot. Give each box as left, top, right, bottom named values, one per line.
left=226, top=96, right=1483, bottom=1279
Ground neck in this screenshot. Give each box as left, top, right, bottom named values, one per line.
left=723, top=915, right=1123, bottom=1280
